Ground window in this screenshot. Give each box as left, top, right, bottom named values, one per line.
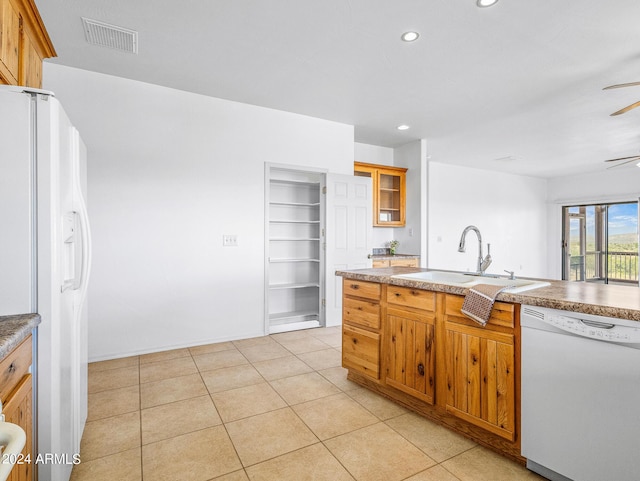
left=562, top=201, right=639, bottom=285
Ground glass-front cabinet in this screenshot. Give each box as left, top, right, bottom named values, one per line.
left=354, top=162, right=407, bottom=227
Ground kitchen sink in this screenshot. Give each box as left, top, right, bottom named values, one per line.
left=393, top=271, right=475, bottom=286
left=392, top=270, right=550, bottom=293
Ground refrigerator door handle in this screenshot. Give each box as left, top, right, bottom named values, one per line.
left=70, top=128, right=91, bottom=299
left=72, top=211, right=83, bottom=291
left=76, top=205, right=91, bottom=295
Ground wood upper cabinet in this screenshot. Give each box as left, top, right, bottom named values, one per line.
left=0, top=336, right=33, bottom=481
left=0, top=0, right=55, bottom=88
left=354, top=162, right=407, bottom=227
left=443, top=294, right=516, bottom=441
left=342, top=279, right=382, bottom=380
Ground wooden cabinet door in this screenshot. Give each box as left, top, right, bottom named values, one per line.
left=385, top=307, right=435, bottom=404
left=0, top=0, right=20, bottom=84
left=19, top=26, right=42, bottom=88
left=444, top=321, right=515, bottom=440
left=3, top=374, right=33, bottom=481
left=376, top=169, right=406, bottom=226
left=354, top=162, right=407, bottom=227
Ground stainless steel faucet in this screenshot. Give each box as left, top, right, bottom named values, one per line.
left=458, top=225, right=492, bottom=275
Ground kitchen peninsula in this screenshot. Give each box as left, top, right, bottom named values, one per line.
left=337, top=266, right=640, bottom=465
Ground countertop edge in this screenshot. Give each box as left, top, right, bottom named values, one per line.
left=336, top=268, right=640, bottom=321
left=0, top=314, right=41, bottom=359
left=370, top=253, right=420, bottom=259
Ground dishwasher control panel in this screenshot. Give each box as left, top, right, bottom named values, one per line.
left=521, top=305, right=640, bottom=344
left=548, top=313, right=640, bottom=343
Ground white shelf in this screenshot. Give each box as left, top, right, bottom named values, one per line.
left=269, top=282, right=320, bottom=290
left=269, top=319, right=321, bottom=334
left=269, top=310, right=319, bottom=322
left=270, top=201, right=320, bottom=207
left=267, top=166, right=323, bottom=333
left=270, top=179, right=320, bottom=187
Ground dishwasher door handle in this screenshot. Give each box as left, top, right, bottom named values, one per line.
left=580, top=319, right=616, bottom=329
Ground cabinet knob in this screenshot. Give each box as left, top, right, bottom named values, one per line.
left=351, top=284, right=359, bottom=290
left=417, top=363, right=425, bottom=376
left=8, top=362, right=15, bottom=373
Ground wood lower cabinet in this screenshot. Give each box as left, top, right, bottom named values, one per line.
left=341, top=279, right=522, bottom=463
left=372, top=257, right=419, bottom=268
left=343, top=324, right=381, bottom=379
left=0, top=335, right=33, bottom=481
left=386, top=306, right=435, bottom=404
left=342, top=279, right=381, bottom=380
left=443, top=294, right=517, bottom=441
left=0, top=0, right=55, bottom=88
left=385, top=287, right=436, bottom=404
left=4, top=375, right=32, bottom=481
left=444, top=320, right=515, bottom=440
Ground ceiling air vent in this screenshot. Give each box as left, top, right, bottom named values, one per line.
left=81, top=17, right=138, bottom=54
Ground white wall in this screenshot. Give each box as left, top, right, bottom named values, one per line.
left=545, top=167, right=640, bottom=279
left=354, top=142, right=396, bottom=249
left=44, top=63, right=354, bottom=361
left=427, top=162, right=548, bottom=278
left=393, top=140, right=425, bottom=257
left=354, top=141, right=425, bottom=256
left=354, top=142, right=393, bottom=166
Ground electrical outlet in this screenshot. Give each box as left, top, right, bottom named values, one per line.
left=223, top=234, right=238, bottom=246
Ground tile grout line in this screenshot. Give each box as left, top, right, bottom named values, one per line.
left=80, top=328, right=398, bottom=480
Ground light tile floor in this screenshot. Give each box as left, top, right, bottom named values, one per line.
left=72, top=326, right=545, bottom=481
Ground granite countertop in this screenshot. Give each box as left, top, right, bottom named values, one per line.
left=0, top=314, right=41, bottom=359
left=336, top=267, right=640, bottom=321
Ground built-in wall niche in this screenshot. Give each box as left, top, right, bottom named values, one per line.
left=265, top=165, right=325, bottom=334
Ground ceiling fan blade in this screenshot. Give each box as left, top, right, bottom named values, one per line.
left=603, top=81, right=640, bottom=90
left=610, top=100, right=640, bottom=116
left=606, top=157, right=640, bottom=169
left=604, top=155, right=640, bottom=163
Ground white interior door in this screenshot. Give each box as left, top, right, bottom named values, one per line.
left=324, top=173, right=372, bottom=326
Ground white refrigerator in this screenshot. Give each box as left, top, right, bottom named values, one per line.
left=0, top=85, right=91, bottom=481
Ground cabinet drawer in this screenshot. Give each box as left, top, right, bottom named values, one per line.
left=445, top=295, right=515, bottom=329
left=0, top=336, right=31, bottom=403
left=343, top=279, right=381, bottom=300
left=387, top=286, right=436, bottom=312
left=372, top=260, right=390, bottom=268
left=389, top=258, right=419, bottom=267
left=343, top=297, right=380, bottom=330
left=342, top=324, right=380, bottom=379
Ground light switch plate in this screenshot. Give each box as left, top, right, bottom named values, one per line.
left=223, top=234, right=238, bottom=246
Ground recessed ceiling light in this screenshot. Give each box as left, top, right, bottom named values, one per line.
left=401, top=31, right=419, bottom=42
left=636, top=161, right=640, bottom=168
left=397, top=125, right=410, bottom=131
left=476, top=0, right=499, bottom=7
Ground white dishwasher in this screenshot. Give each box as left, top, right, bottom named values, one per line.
left=521, top=304, right=640, bottom=481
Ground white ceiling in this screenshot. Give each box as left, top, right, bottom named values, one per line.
left=37, top=0, right=640, bottom=178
